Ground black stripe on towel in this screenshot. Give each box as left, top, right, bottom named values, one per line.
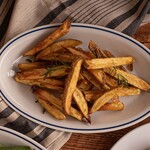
left=0, top=107, right=13, bottom=119
left=83, top=0, right=121, bottom=24
left=71, top=0, right=104, bottom=22
left=94, top=0, right=133, bottom=24
left=33, top=128, right=54, bottom=143
left=106, top=0, right=143, bottom=29
left=35, top=0, right=77, bottom=27
left=123, top=0, right=150, bottom=35
left=0, top=0, right=15, bottom=41
left=4, top=115, right=38, bottom=134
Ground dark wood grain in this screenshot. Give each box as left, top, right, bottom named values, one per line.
left=61, top=117, right=150, bottom=150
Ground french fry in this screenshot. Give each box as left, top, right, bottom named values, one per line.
left=69, top=107, right=83, bottom=121
left=77, top=79, right=93, bottom=91
left=36, top=39, right=82, bottom=60
left=81, top=68, right=102, bottom=89
left=17, top=65, right=70, bottom=80
left=63, top=59, right=83, bottom=114
left=33, top=87, right=63, bottom=110
left=73, top=87, right=90, bottom=123
left=88, top=69, right=107, bottom=87
left=90, top=86, right=140, bottom=113
left=36, top=78, right=64, bottom=86
left=100, top=101, right=124, bottom=111
left=103, top=50, right=127, bottom=71
left=15, top=75, right=63, bottom=90
left=105, top=74, right=118, bottom=88
left=18, top=62, right=49, bottom=71
left=64, top=46, right=91, bottom=59
left=84, top=57, right=135, bottom=69
left=127, top=64, right=133, bottom=71
left=15, top=75, right=41, bottom=86
left=24, top=20, right=71, bottom=56
left=104, top=68, right=150, bottom=91
left=36, top=96, right=66, bottom=120
left=40, top=53, right=77, bottom=62
left=33, top=87, right=83, bottom=120
left=88, top=40, right=107, bottom=58
left=83, top=90, right=104, bottom=101
left=84, top=87, right=140, bottom=102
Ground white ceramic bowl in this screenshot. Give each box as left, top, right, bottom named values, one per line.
left=111, top=123, right=150, bottom=150
left=0, top=126, right=46, bottom=150
left=0, top=23, right=150, bottom=133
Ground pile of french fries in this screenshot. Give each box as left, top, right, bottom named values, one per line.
left=14, top=20, right=150, bottom=123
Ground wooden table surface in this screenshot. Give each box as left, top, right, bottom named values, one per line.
left=61, top=117, right=150, bottom=150
left=61, top=23, right=150, bottom=150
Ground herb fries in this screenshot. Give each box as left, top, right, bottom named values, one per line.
left=14, top=20, right=150, bottom=123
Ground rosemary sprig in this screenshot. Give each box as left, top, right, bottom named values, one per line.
left=117, top=74, right=129, bottom=88
left=110, top=67, right=117, bottom=76
left=43, top=67, right=53, bottom=79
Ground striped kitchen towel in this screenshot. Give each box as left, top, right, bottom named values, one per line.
left=0, top=0, right=150, bottom=150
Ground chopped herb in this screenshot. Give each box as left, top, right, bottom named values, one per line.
left=43, top=67, right=53, bottom=79
left=110, top=67, right=117, bottom=76
left=117, top=74, right=129, bottom=88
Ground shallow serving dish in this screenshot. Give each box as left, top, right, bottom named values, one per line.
left=0, top=126, right=45, bottom=150
left=111, top=123, right=150, bottom=150
left=0, top=23, right=150, bottom=133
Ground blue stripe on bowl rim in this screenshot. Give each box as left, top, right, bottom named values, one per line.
left=0, top=24, right=150, bottom=132
left=0, top=127, right=43, bottom=149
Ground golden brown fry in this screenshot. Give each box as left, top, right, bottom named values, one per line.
left=17, top=65, right=70, bottom=80
left=84, top=57, right=135, bottom=69
left=90, top=86, right=140, bottom=113
left=103, top=50, right=127, bottom=71
left=127, top=64, right=133, bottom=71
left=18, top=62, right=49, bottom=71
left=36, top=78, right=64, bottom=86
left=69, top=107, right=83, bottom=121
left=40, top=53, right=77, bottom=62
left=83, top=90, right=104, bottom=101
left=88, top=40, right=108, bottom=58
left=100, top=101, right=124, bottom=111
left=105, top=74, right=118, bottom=88
left=36, top=39, right=82, bottom=60
left=77, top=79, right=93, bottom=91
left=24, top=19, right=71, bottom=56
left=15, top=75, right=63, bottom=90
left=81, top=68, right=102, bottom=89
left=73, top=87, right=90, bottom=122
left=33, top=87, right=83, bottom=120
left=36, top=97, right=66, bottom=120
left=88, top=69, right=107, bottom=87
left=63, top=59, right=83, bottom=114
left=33, top=87, right=63, bottom=110
left=85, top=87, right=140, bottom=102
left=15, top=75, right=41, bottom=86
left=104, top=68, right=150, bottom=91
left=64, top=46, right=91, bottom=59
